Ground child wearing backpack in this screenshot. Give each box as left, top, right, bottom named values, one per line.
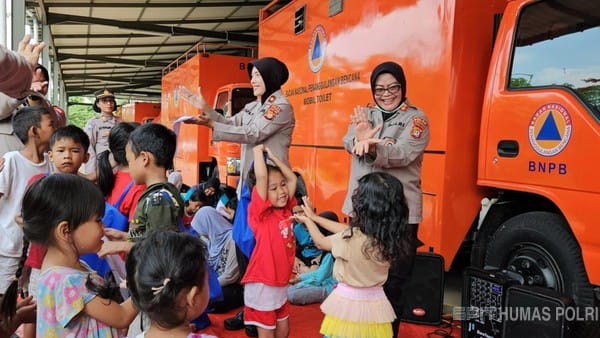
left=99, top=122, right=183, bottom=255
left=98, top=122, right=145, bottom=222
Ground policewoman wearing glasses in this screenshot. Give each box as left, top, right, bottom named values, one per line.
left=341, top=61, right=429, bottom=338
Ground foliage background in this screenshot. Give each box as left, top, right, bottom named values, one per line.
left=66, top=97, right=126, bottom=128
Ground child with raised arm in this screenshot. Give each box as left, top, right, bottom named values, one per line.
left=13, top=174, right=137, bottom=336
left=126, top=231, right=216, bottom=338
left=242, top=145, right=297, bottom=338
left=294, top=172, right=414, bottom=338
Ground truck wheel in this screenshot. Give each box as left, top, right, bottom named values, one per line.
left=484, top=211, right=595, bottom=306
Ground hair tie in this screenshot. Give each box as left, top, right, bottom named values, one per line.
left=151, top=278, right=171, bottom=295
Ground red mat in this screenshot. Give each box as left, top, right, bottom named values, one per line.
left=197, top=305, right=459, bottom=337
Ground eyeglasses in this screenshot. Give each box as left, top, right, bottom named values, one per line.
left=374, top=84, right=402, bottom=96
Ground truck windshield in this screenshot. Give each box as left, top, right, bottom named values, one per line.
left=231, top=88, right=256, bottom=116
left=509, top=0, right=600, bottom=118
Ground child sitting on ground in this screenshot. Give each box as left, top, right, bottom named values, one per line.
left=288, top=211, right=338, bottom=305
left=292, top=202, right=332, bottom=274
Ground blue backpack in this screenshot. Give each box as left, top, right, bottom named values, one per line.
left=102, top=181, right=134, bottom=231
left=231, top=181, right=255, bottom=259
left=81, top=182, right=133, bottom=277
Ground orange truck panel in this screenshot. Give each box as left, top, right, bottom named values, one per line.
left=259, top=0, right=503, bottom=267
left=161, top=52, right=254, bottom=185
left=120, top=102, right=160, bottom=124
left=258, top=0, right=600, bottom=291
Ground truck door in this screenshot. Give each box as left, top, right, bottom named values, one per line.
left=480, top=0, right=600, bottom=201
left=478, top=0, right=600, bottom=309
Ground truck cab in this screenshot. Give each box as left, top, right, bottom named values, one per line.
left=209, top=83, right=256, bottom=187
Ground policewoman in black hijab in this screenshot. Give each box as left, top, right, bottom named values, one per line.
left=183, top=57, right=295, bottom=192
left=341, top=61, right=429, bottom=337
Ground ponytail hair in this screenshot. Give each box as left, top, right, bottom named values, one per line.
left=1, top=237, right=30, bottom=321
left=126, top=231, right=207, bottom=328
left=97, top=122, right=138, bottom=196
left=97, top=149, right=114, bottom=196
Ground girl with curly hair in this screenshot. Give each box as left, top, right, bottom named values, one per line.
left=294, top=172, right=415, bottom=338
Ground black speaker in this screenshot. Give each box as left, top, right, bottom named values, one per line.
left=399, top=252, right=445, bottom=325
left=461, top=267, right=522, bottom=338
left=503, top=285, right=573, bottom=338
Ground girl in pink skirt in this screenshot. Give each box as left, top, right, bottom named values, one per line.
left=295, top=172, right=414, bottom=338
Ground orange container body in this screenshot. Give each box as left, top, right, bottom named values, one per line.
left=258, top=0, right=600, bottom=287
left=259, top=0, right=504, bottom=267
left=120, top=102, right=160, bottom=123
left=161, top=53, right=254, bottom=185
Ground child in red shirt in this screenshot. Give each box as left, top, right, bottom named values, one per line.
left=241, top=145, right=297, bottom=338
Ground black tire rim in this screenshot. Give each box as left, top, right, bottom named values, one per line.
left=505, top=242, right=565, bottom=292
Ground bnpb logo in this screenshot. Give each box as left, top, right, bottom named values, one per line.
left=528, top=103, right=572, bottom=157
left=308, top=25, right=326, bottom=73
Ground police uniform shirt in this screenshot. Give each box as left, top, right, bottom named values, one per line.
left=83, top=113, right=121, bottom=174
left=209, top=89, right=295, bottom=193
left=341, top=102, right=430, bottom=224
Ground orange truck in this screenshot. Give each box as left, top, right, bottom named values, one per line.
left=209, top=83, right=256, bottom=187
left=161, top=44, right=255, bottom=185
left=120, top=102, right=161, bottom=124
left=258, top=0, right=600, bottom=316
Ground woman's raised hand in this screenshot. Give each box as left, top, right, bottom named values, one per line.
left=179, top=85, right=209, bottom=111
left=352, top=138, right=382, bottom=156
left=352, top=106, right=382, bottom=142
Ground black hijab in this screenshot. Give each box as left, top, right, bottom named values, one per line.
left=248, top=57, right=289, bottom=104
left=370, top=61, right=407, bottom=115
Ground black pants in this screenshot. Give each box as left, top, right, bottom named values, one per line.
left=210, top=283, right=244, bottom=313
left=383, top=223, right=420, bottom=338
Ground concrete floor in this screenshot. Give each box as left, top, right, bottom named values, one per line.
left=443, top=267, right=463, bottom=316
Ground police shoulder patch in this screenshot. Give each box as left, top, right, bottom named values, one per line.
left=410, top=117, right=428, bottom=139
left=264, top=105, right=282, bottom=120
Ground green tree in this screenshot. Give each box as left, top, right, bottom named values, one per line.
left=67, top=96, right=95, bottom=128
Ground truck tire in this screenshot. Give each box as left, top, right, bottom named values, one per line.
left=485, top=211, right=599, bottom=336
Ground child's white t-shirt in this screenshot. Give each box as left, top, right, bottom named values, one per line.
left=0, top=150, right=50, bottom=257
